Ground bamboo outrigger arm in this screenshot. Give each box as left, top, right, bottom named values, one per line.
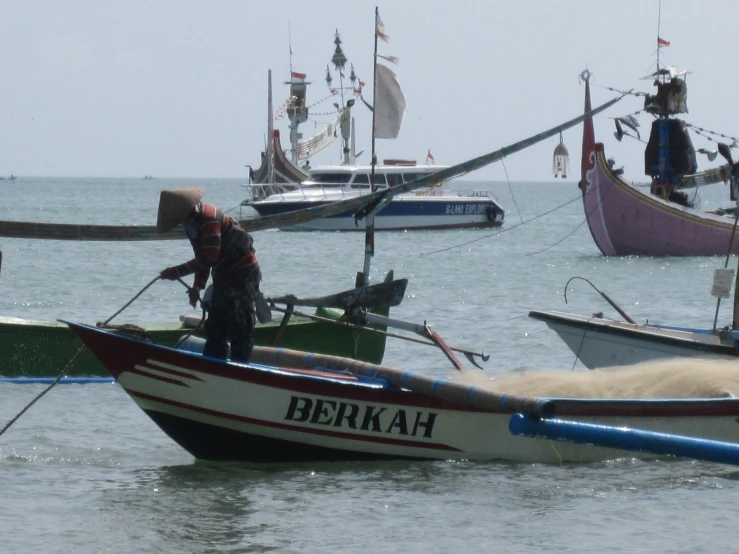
left=267, top=304, right=489, bottom=370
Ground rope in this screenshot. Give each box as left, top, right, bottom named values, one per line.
left=711, top=212, right=739, bottom=332
left=526, top=218, right=589, bottom=256
left=0, top=275, right=169, bottom=439
left=421, top=194, right=582, bottom=256
left=100, top=276, right=161, bottom=327
left=422, top=140, right=626, bottom=257
left=685, top=123, right=739, bottom=147
left=175, top=278, right=206, bottom=342
left=0, top=345, right=86, bottom=438
left=572, top=328, right=588, bottom=371
left=510, top=166, right=620, bottom=257
left=501, top=159, right=524, bottom=225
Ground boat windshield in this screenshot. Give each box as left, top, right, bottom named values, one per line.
left=403, top=172, right=433, bottom=183
left=309, top=172, right=352, bottom=184
left=354, top=173, right=388, bottom=186
left=386, top=173, right=403, bottom=187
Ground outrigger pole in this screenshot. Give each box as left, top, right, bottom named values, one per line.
left=0, top=92, right=625, bottom=241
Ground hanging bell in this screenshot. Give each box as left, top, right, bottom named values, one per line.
left=552, top=132, right=570, bottom=178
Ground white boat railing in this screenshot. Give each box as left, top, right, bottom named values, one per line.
left=244, top=183, right=500, bottom=205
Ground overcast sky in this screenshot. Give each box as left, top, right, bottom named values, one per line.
left=2, top=0, right=737, bottom=182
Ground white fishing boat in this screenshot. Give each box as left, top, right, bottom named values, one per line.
left=242, top=161, right=505, bottom=231
left=244, top=22, right=504, bottom=231
left=67, top=320, right=739, bottom=464
left=529, top=258, right=739, bottom=368
left=528, top=309, right=738, bottom=369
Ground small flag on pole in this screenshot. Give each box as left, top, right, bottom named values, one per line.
left=377, top=54, right=400, bottom=65
left=376, top=12, right=390, bottom=42
left=426, top=149, right=435, bottom=164
left=657, top=37, right=670, bottom=47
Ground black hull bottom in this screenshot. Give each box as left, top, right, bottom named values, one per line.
left=146, top=410, right=426, bottom=462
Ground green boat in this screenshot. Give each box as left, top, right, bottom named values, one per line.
left=0, top=272, right=400, bottom=378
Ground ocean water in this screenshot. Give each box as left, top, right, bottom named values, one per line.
left=2, top=177, right=739, bottom=553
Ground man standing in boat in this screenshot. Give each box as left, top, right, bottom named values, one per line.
left=156, top=188, right=262, bottom=362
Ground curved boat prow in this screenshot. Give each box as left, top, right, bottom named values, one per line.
left=579, top=70, right=615, bottom=256
left=581, top=70, right=596, bottom=184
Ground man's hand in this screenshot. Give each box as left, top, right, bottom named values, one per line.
left=188, top=287, right=200, bottom=308
left=159, top=267, right=179, bottom=280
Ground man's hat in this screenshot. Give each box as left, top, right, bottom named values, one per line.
left=156, top=188, right=204, bottom=232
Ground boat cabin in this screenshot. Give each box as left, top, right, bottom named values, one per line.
left=303, top=160, right=449, bottom=190
left=643, top=66, right=690, bottom=116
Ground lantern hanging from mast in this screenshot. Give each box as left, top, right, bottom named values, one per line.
left=553, top=132, right=570, bottom=178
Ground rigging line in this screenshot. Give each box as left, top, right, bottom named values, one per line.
left=712, top=211, right=739, bottom=332
left=100, top=276, right=161, bottom=326
left=501, top=158, right=523, bottom=225
left=526, top=217, right=589, bottom=256
left=527, top=169, right=620, bottom=256
left=0, top=345, right=86, bottom=439
left=0, top=275, right=166, bottom=439
left=572, top=329, right=587, bottom=371
left=592, top=83, right=645, bottom=97
left=420, top=194, right=582, bottom=256
left=223, top=203, right=245, bottom=215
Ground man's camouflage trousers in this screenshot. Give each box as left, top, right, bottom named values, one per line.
left=203, top=269, right=260, bottom=362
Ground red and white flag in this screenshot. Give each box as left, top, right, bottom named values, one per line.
left=657, top=37, right=670, bottom=47
left=426, top=149, right=435, bottom=164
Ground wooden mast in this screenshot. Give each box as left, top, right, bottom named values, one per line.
left=358, top=6, right=380, bottom=287
left=267, top=69, right=275, bottom=184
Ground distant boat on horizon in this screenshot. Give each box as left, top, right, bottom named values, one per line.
left=0, top=174, right=16, bottom=181
left=143, top=175, right=154, bottom=180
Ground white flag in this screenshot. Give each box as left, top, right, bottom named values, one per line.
left=373, top=64, right=406, bottom=139
left=375, top=13, right=390, bottom=42
left=377, top=54, right=400, bottom=65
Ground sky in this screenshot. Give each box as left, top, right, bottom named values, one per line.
left=2, top=0, right=738, bottom=182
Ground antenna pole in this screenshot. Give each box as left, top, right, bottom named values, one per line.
left=656, top=0, right=662, bottom=71
left=288, top=22, right=293, bottom=76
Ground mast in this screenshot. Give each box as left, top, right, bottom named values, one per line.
left=331, top=30, right=354, bottom=165
left=285, top=72, right=309, bottom=166
left=358, top=7, right=381, bottom=287
left=283, top=23, right=310, bottom=166
left=267, top=70, right=275, bottom=184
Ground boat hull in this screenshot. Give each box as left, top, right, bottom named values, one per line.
left=68, top=322, right=739, bottom=463
left=529, top=310, right=737, bottom=368
left=250, top=130, right=309, bottom=187
left=583, top=147, right=739, bottom=256
left=248, top=195, right=504, bottom=231
left=0, top=306, right=388, bottom=378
